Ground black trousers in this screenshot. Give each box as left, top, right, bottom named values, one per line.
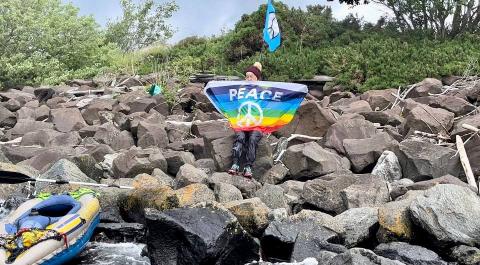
left=232, top=130, right=263, bottom=167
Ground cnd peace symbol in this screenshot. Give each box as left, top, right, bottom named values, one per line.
left=267, top=13, right=280, bottom=39
left=236, top=101, right=263, bottom=127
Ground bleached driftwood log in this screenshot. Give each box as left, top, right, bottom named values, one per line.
left=456, top=135, right=478, bottom=191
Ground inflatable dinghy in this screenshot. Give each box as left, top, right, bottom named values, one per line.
left=0, top=189, right=100, bottom=265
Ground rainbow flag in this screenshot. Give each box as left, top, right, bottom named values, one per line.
left=204, top=81, right=308, bottom=133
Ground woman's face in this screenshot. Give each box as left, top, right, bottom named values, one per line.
left=245, top=72, right=258, bottom=81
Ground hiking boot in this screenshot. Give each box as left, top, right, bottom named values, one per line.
left=228, top=164, right=240, bottom=175
left=243, top=166, right=253, bottom=178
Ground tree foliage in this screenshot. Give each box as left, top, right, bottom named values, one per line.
left=106, top=0, right=178, bottom=51
left=0, top=0, right=114, bottom=87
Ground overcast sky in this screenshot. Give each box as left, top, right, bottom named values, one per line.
left=64, top=0, right=391, bottom=43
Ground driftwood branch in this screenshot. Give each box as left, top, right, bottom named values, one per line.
left=456, top=135, right=478, bottom=191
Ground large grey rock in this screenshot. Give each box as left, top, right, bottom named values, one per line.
left=413, top=95, right=475, bottom=117
left=223, top=197, right=270, bottom=236
left=340, top=174, right=390, bottom=210
left=210, top=172, right=262, bottom=198
left=360, top=110, right=404, bottom=127
left=291, top=239, right=346, bottom=264
left=50, top=108, right=87, bottom=132
left=289, top=210, right=343, bottom=234
left=329, top=248, right=404, bottom=265
left=50, top=131, right=82, bottom=146
left=93, top=122, right=134, bottom=151
left=213, top=182, right=243, bottom=203
left=403, top=105, right=454, bottom=136
left=137, top=121, right=169, bottom=149
left=374, top=242, right=447, bottom=265
left=276, top=101, right=337, bottom=138
left=302, top=171, right=359, bottom=214
left=260, top=163, right=289, bottom=185
left=37, top=159, right=96, bottom=193
left=174, top=163, right=209, bottom=189
left=409, top=184, right=480, bottom=247
left=81, top=99, right=114, bottom=125
left=127, top=97, right=156, bottom=114
left=112, top=148, right=167, bottom=178
left=283, top=142, right=349, bottom=180
left=334, top=207, right=379, bottom=247
left=343, top=132, right=398, bottom=173
left=390, top=174, right=474, bottom=200
left=372, top=151, right=402, bottom=183
left=20, top=129, right=62, bottom=147
left=145, top=205, right=259, bottom=265
left=0, top=105, right=16, bottom=128
left=0, top=145, right=45, bottom=163
left=163, top=150, right=195, bottom=175
left=331, top=99, right=372, bottom=114
left=324, top=119, right=378, bottom=154
left=255, top=184, right=288, bottom=210
left=280, top=180, right=305, bottom=198
left=261, top=218, right=339, bottom=262
left=449, top=245, right=480, bottom=265
left=397, top=139, right=461, bottom=181
left=19, top=148, right=75, bottom=172
left=407, top=78, right=443, bottom=98
left=6, top=120, right=54, bottom=139
left=360, top=89, right=398, bottom=110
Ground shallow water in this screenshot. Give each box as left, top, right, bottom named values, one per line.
left=68, top=242, right=150, bottom=265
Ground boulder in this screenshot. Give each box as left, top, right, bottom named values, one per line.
left=79, top=125, right=99, bottom=138
left=223, top=197, right=270, bottom=236
left=16, top=106, right=36, bottom=120
left=276, top=101, right=337, bottom=138
left=291, top=239, right=347, bottom=264
left=449, top=245, right=480, bottom=265
left=332, top=99, right=372, bottom=114
left=283, top=142, right=349, bottom=180
left=194, top=158, right=216, bottom=175
left=0, top=145, right=45, bottom=163
left=0, top=105, right=16, bottom=128
left=407, top=78, right=443, bottom=98
left=174, top=163, right=209, bottom=189
left=145, top=205, right=259, bottom=265
left=213, top=182, right=243, bottom=203
left=50, top=131, right=82, bottom=146
left=50, top=108, right=87, bottom=132
left=3, top=98, right=21, bottom=111
left=207, top=135, right=234, bottom=172
left=374, top=242, right=447, bottom=265
left=168, top=183, right=215, bottom=208
left=396, top=139, right=461, bottom=181
left=360, top=110, right=404, bottom=127
left=19, top=148, right=74, bottom=172
left=261, top=218, right=339, bottom=262
left=402, top=105, right=454, bottom=136
left=35, top=105, right=50, bottom=121
left=329, top=248, right=404, bottom=265
left=69, top=153, right=104, bottom=182
left=94, top=122, right=134, bottom=151
left=209, top=172, right=262, bottom=198
left=390, top=175, right=474, bottom=200
left=191, top=120, right=232, bottom=140
left=302, top=171, right=359, bottom=214
left=6, top=120, right=54, bottom=139
left=372, top=151, right=402, bottom=183
left=20, top=129, right=62, bottom=147
left=334, top=207, right=379, bottom=248
left=324, top=119, right=378, bottom=155
left=413, top=95, right=475, bottom=117
left=137, top=121, right=169, bottom=149
left=330, top=91, right=355, bottom=103
left=151, top=169, right=175, bottom=188
left=360, top=89, right=398, bottom=110
left=127, top=97, right=157, bottom=114
left=84, top=144, right=114, bottom=162
left=254, top=184, right=288, bottom=210
left=279, top=180, right=305, bottom=198
left=163, top=150, right=195, bottom=175
left=343, top=132, right=398, bottom=173
left=260, top=163, right=289, bottom=185
left=81, top=99, right=114, bottom=125
left=36, top=159, right=96, bottom=193
left=376, top=191, right=423, bottom=243
left=289, top=210, right=343, bottom=234
left=340, top=174, right=390, bottom=210
left=410, top=184, right=480, bottom=247
left=166, top=121, right=190, bottom=143
left=112, top=148, right=167, bottom=178
left=451, top=114, right=480, bottom=137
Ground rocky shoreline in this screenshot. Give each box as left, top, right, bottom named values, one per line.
left=1, top=75, right=480, bottom=264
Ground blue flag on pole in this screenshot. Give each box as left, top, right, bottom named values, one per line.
left=263, top=0, right=281, bottom=52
